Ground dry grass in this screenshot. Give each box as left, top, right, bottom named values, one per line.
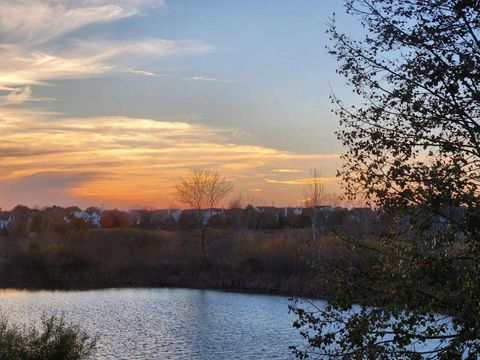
left=0, top=228, right=361, bottom=297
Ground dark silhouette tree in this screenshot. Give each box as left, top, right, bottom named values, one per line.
left=291, top=0, right=480, bottom=358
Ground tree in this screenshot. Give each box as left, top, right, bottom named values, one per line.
left=175, top=169, right=233, bottom=261
left=303, top=169, right=326, bottom=241
left=100, top=209, right=132, bottom=228
left=227, top=195, right=243, bottom=229
left=291, top=1, right=480, bottom=358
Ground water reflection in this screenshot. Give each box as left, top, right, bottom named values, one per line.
left=0, top=288, right=301, bottom=359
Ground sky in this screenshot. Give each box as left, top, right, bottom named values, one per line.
left=0, top=0, right=360, bottom=210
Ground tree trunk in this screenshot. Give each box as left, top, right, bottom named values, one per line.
left=312, top=208, right=317, bottom=242
left=201, top=227, right=207, bottom=262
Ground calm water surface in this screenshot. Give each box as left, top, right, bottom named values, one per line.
left=0, top=288, right=308, bottom=359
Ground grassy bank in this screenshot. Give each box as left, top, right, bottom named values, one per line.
left=0, top=228, right=336, bottom=297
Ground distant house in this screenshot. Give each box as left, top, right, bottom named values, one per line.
left=89, top=212, right=101, bottom=227
left=0, top=214, right=11, bottom=230
left=128, top=211, right=142, bottom=226
left=168, top=209, right=182, bottom=224
left=73, top=211, right=90, bottom=222
left=72, top=210, right=101, bottom=227
left=281, top=207, right=303, bottom=217
left=201, top=208, right=224, bottom=225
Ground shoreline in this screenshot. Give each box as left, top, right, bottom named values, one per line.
left=0, top=277, right=321, bottom=299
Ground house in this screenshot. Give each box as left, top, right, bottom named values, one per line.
left=72, top=210, right=101, bottom=227
left=168, top=209, right=182, bottom=224
left=0, top=215, right=11, bottom=230
left=201, top=208, right=223, bottom=225
left=73, top=211, right=90, bottom=221
left=89, top=212, right=101, bottom=227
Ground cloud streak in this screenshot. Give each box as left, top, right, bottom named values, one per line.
left=186, top=76, right=236, bottom=83
left=0, top=0, right=165, bottom=46
left=0, top=38, right=213, bottom=91
left=0, top=108, right=340, bottom=208
left=0, top=1, right=212, bottom=98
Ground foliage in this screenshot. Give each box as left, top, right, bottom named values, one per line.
left=100, top=209, right=132, bottom=228
left=0, top=315, right=96, bottom=360
left=291, top=0, right=480, bottom=358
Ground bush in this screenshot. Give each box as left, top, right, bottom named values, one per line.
left=0, top=315, right=96, bottom=360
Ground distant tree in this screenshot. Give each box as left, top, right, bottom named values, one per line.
left=303, top=169, right=326, bottom=241
left=9, top=205, right=31, bottom=237
left=228, top=195, right=243, bottom=229
left=28, top=212, right=50, bottom=234
left=326, top=193, right=342, bottom=208
left=264, top=213, right=278, bottom=230
left=100, top=210, right=131, bottom=228
left=175, top=169, right=233, bottom=261
left=242, top=204, right=260, bottom=230
left=50, top=216, right=69, bottom=234
left=85, top=207, right=101, bottom=215
left=69, top=217, right=89, bottom=231
left=100, top=213, right=114, bottom=229
left=177, top=210, right=197, bottom=229
left=291, top=0, right=480, bottom=358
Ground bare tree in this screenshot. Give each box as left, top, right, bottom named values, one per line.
left=176, top=169, right=233, bottom=261
left=303, top=169, right=326, bottom=241
left=326, top=193, right=342, bottom=208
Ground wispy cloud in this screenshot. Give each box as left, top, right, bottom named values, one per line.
left=5, top=85, right=31, bottom=104
left=272, top=169, right=302, bottom=173
left=0, top=1, right=212, bottom=99
left=0, top=38, right=213, bottom=91
left=266, top=177, right=335, bottom=185
left=0, top=0, right=165, bottom=46
left=186, top=76, right=236, bottom=83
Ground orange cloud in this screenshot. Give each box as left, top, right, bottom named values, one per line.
left=0, top=109, right=341, bottom=209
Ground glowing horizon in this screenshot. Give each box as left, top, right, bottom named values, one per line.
left=0, top=0, right=355, bottom=210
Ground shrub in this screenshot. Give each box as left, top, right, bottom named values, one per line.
left=0, top=315, right=96, bottom=360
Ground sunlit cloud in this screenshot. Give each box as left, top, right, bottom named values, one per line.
left=5, top=85, right=31, bottom=104
left=0, top=108, right=340, bottom=208
left=266, top=177, right=335, bottom=185
left=0, top=0, right=342, bottom=209
left=0, top=39, right=213, bottom=91
left=272, top=169, right=302, bottom=173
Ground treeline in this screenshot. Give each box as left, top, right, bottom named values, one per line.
left=0, top=204, right=380, bottom=238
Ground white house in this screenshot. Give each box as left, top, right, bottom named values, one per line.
left=73, top=211, right=90, bottom=221
left=168, top=209, right=182, bottom=224
left=89, top=212, right=101, bottom=227
left=293, top=208, right=303, bottom=216
left=72, top=210, right=101, bottom=227
left=202, top=209, right=223, bottom=225
left=0, top=217, right=11, bottom=230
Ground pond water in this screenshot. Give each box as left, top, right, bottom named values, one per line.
left=0, top=288, right=307, bottom=359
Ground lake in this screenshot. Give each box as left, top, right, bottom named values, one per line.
left=0, top=288, right=307, bottom=359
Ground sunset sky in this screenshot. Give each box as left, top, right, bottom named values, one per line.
left=0, top=0, right=359, bottom=209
